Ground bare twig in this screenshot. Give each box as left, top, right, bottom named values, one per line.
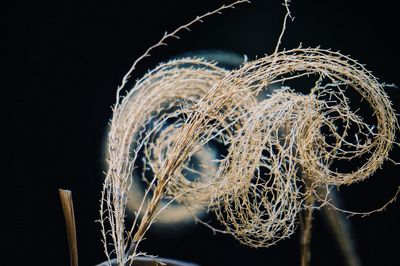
left=300, top=193, right=314, bottom=266
left=59, top=189, right=79, bottom=266
left=320, top=187, right=361, bottom=266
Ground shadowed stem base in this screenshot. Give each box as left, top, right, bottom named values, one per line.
left=300, top=193, right=314, bottom=266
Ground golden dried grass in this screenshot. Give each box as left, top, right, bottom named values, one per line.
left=98, top=1, right=399, bottom=265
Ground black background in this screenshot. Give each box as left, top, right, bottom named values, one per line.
left=17, top=0, right=400, bottom=265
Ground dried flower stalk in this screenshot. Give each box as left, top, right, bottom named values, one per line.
left=99, top=1, right=399, bottom=265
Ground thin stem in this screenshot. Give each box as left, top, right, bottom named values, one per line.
left=300, top=193, right=314, bottom=266
left=318, top=187, right=361, bottom=266
left=59, top=189, right=79, bottom=266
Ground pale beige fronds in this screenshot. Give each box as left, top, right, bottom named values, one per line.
left=99, top=1, right=399, bottom=265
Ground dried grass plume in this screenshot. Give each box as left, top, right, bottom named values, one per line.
left=98, top=1, right=399, bottom=265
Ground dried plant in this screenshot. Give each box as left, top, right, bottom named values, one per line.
left=99, top=1, right=399, bottom=265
